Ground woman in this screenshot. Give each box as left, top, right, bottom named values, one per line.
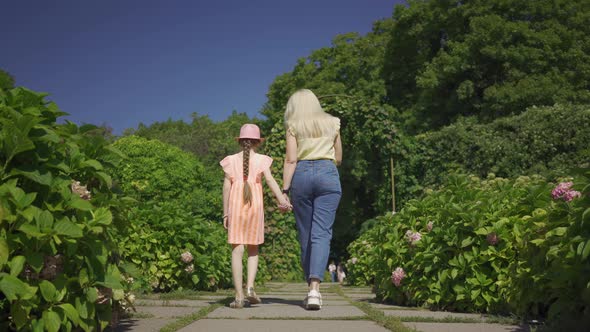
left=281, top=89, right=342, bottom=310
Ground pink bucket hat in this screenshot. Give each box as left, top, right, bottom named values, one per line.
left=236, top=123, right=264, bottom=141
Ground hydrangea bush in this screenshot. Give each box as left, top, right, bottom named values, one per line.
left=0, top=88, right=131, bottom=331
left=347, top=171, right=590, bottom=325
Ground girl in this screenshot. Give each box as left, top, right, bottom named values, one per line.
left=220, top=123, right=291, bottom=308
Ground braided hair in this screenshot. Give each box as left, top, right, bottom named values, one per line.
left=240, top=139, right=259, bottom=205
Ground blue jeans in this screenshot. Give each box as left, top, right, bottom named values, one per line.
left=291, top=160, right=342, bottom=283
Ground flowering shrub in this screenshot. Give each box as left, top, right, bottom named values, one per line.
left=551, top=182, right=582, bottom=202
left=391, top=267, right=406, bottom=287
left=348, top=171, right=590, bottom=325
left=0, top=87, right=130, bottom=331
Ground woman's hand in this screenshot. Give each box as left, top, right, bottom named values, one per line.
left=223, top=215, right=229, bottom=229
left=278, top=194, right=292, bottom=212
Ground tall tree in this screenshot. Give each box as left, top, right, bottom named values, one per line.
left=384, top=0, right=590, bottom=131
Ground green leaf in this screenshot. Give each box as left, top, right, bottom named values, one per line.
left=0, top=239, right=8, bottom=267
left=9, top=255, right=26, bottom=276
left=113, top=289, right=124, bottom=301
left=80, top=159, right=103, bottom=170
left=461, top=237, right=474, bottom=248
left=75, top=297, right=89, bottom=319
left=10, top=168, right=52, bottom=186
left=547, top=227, right=567, bottom=237
left=191, top=274, right=200, bottom=285
left=0, top=121, right=35, bottom=161
left=9, top=187, right=36, bottom=210
left=58, top=303, right=80, bottom=325
left=53, top=218, right=83, bottom=238
left=32, top=318, right=44, bottom=332
left=36, top=210, right=54, bottom=230
left=79, top=268, right=89, bottom=287
left=69, top=198, right=92, bottom=211
left=11, top=302, right=29, bottom=329
left=95, top=172, right=112, bottom=188
left=86, top=287, right=98, bottom=303
left=96, top=274, right=122, bottom=289
left=39, top=280, right=57, bottom=302
left=42, top=310, right=61, bottom=332
left=582, top=208, right=590, bottom=227
left=26, top=252, right=44, bottom=273
left=582, top=240, right=590, bottom=261
left=0, top=274, right=36, bottom=300
left=91, top=207, right=112, bottom=225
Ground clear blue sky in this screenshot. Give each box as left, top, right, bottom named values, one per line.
left=2, top=0, right=403, bottom=134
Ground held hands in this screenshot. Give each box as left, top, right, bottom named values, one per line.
left=278, top=193, right=292, bottom=213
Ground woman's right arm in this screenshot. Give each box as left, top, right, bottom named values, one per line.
left=282, top=132, right=298, bottom=191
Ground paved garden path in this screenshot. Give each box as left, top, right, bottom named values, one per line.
left=116, top=282, right=532, bottom=332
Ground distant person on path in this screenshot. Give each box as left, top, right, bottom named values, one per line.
left=328, top=261, right=337, bottom=282
left=337, top=263, right=346, bottom=285
left=221, top=124, right=291, bottom=309
left=280, top=89, right=343, bottom=310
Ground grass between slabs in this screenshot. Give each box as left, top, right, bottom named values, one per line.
left=336, top=286, right=416, bottom=332
left=158, top=297, right=233, bottom=332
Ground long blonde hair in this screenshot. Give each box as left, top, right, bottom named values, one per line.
left=284, top=89, right=338, bottom=139
left=240, top=138, right=260, bottom=205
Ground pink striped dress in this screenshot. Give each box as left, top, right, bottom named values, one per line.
left=220, top=152, right=273, bottom=245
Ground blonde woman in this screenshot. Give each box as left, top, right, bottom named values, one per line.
left=281, top=89, right=342, bottom=310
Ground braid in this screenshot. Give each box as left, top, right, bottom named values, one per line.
left=241, top=139, right=253, bottom=205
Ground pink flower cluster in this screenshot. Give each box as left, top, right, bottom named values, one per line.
left=405, top=230, right=422, bottom=245
left=551, top=182, right=582, bottom=202
left=184, top=264, right=194, bottom=273
left=351, top=257, right=358, bottom=264
left=71, top=181, right=91, bottom=200
left=391, top=267, right=406, bottom=287
left=181, top=251, right=193, bottom=263
left=427, top=221, right=434, bottom=232
left=487, top=232, right=499, bottom=246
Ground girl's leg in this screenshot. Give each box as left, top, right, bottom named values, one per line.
left=231, top=244, right=245, bottom=299
left=246, top=245, right=262, bottom=304
left=246, top=245, right=259, bottom=289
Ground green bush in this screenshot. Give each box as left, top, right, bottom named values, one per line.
left=111, top=136, right=256, bottom=289
left=117, top=200, right=235, bottom=291
left=348, top=170, right=590, bottom=325
left=0, top=87, right=130, bottom=331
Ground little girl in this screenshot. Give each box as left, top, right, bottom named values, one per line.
left=220, top=123, right=291, bottom=308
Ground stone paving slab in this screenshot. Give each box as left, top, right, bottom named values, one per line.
left=180, top=319, right=391, bottom=332
left=135, top=305, right=201, bottom=318
left=382, top=309, right=485, bottom=321
left=369, top=303, right=425, bottom=310
left=258, top=293, right=343, bottom=301
left=261, top=299, right=350, bottom=306
left=404, top=322, right=531, bottom=332
left=135, top=299, right=214, bottom=307
left=207, top=303, right=366, bottom=319
left=115, top=318, right=173, bottom=332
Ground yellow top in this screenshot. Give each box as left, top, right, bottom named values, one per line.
left=289, top=118, right=340, bottom=161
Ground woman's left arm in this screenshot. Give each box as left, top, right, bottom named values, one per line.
left=334, top=133, right=342, bottom=166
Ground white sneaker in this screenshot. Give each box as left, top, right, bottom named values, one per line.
left=304, top=290, right=322, bottom=310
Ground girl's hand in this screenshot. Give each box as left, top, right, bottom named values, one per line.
left=223, top=215, right=229, bottom=229
left=278, top=195, right=292, bottom=212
